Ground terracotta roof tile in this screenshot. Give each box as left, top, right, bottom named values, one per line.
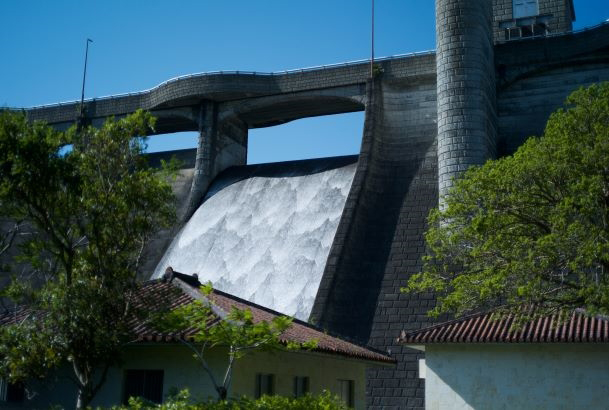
left=399, top=307, right=609, bottom=345
left=158, top=271, right=394, bottom=364
left=1, top=270, right=393, bottom=365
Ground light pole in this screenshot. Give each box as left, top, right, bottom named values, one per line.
left=79, top=38, right=93, bottom=125
left=370, top=0, right=375, bottom=78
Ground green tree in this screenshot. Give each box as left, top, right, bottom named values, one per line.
left=406, top=82, right=609, bottom=318
left=159, top=283, right=316, bottom=401
left=0, top=110, right=176, bottom=408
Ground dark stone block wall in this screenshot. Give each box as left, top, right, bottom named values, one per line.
left=497, top=63, right=609, bottom=155
left=436, top=0, right=496, bottom=200
left=495, top=23, right=609, bottom=155
left=364, top=80, right=438, bottom=410
left=492, top=0, right=575, bottom=41
left=311, top=77, right=438, bottom=409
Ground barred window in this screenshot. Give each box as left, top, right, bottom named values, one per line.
left=123, top=369, right=164, bottom=404
left=255, top=373, right=274, bottom=398
left=338, top=379, right=354, bottom=408
left=293, top=376, right=309, bottom=398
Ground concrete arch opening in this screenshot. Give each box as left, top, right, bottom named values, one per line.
left=145, top=131, right=199, bottom=154
left=247, top=111, right=365, bottom=164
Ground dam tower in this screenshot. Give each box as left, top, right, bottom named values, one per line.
left=436, top=0, right=497, bottom=202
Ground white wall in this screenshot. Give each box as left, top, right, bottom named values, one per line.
left=424, top=344, right=609, bottom=410
left=25, top=344, right=228, bottom=408
left=20, top=345, right=378, bottom=409
left=233, top=350, right=372, bottom=410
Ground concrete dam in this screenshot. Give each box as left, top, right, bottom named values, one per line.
left=14, top=0, right=609, bottom=407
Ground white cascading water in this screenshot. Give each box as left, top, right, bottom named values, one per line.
left=153, top=157, right=357, bottom=320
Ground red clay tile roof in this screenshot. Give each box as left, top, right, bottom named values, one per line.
left=399, top=308, right=609, bottom=345
left=0, top=268, right=392, bottom=364
left=205, top=285, right=394, bottom=364
left=136, top=271, right=394, bottom=364
left=0, top=305, right=31, bottom=326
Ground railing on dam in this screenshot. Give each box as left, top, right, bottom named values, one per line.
left=16, top=50, right=435, bottom=111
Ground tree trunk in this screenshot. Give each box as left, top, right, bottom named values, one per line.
left=74, top=362, right=94, bottom=410
left=216, top=386, right=227, bottom=401
left=76, top=387, right=93, bottom=409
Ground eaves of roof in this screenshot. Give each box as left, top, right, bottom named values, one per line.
left=399, top=307, right=609, bottom=345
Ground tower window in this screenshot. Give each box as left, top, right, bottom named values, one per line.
left=513, top=0, right=539, bottom=19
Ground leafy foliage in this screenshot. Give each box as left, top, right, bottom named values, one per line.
left=158, top=283, right=317, bottom=401
left=406, top=82, right=609, bottom=318
left=114, top=389, right=347, bottom=410
left=0, top=110, right=176, bottom=408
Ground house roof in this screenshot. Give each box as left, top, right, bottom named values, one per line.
left=0, top=267, right=389, bottom=364
left=399, top=307, right=609, bottom=345
left=135, top=269, right=393, bottom=364
left=0, top=270, right=393, bottom=365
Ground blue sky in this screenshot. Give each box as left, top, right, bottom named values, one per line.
left=1, top=1, right=607, bottom=163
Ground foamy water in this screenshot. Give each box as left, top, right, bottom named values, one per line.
left=154, top=158, right=357, bottom=320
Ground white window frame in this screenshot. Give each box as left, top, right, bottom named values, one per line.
left=513, top=0, right=539, bottom=18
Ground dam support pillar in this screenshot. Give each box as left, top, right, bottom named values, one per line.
left=436, top=0, right=497, bottom=203
left=185, top=101, right=248, bottom=221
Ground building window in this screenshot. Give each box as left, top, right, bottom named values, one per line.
left=504, top=22, right=547, bottom=40
left=293, top=376, right=309, bottom=398
left=255, top=373, right=274, bottom=398
left=123, top=369, right=164, bottom=404
left=338, top=379, right=354, bottom=408
left=0, top=379, right=25, bottom=403
left=513, top=0, right=539, bottom=19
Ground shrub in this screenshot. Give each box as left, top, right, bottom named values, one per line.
left=109, top=389, right=347, bottom=410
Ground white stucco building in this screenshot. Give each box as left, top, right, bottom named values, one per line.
left=0, top=270, right=393, bottom=409
left=401, top=309, right=609, bottom=409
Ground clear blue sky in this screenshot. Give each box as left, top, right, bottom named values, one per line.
left=1, top=1, right=607, bottom=164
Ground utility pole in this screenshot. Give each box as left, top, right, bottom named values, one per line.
left=79, top=38, right=93, bottom=127
left=370, top=0, right=375, bottom=78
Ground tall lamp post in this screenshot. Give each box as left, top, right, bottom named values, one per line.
left=79, top=38, right=93, bottom=126
left=370, top=0, right=375, bottom=78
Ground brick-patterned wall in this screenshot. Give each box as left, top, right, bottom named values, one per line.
left=497, top=64, right=609, bottom=155
left=311, top=77, right=438, bottom=409
left=365, top=80, right=438, bottom=410
left=493, top=0, right=574, bottom=42
left=538, top=0, right=574, bottom=33
left=493, top=0, right=514, bottom=40
left=495, top=23, right=609, bottom=154
left=436, top=0, right=497, bottom=200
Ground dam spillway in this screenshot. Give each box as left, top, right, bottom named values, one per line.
left=154, top=155, right=357, bottom=320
